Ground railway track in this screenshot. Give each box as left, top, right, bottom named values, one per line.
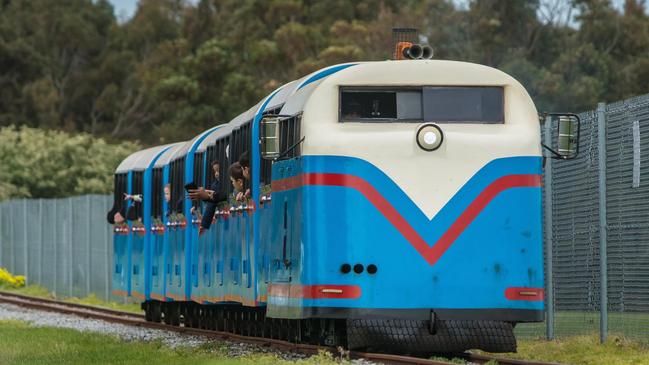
left=0, top=291, right=565, bottom=365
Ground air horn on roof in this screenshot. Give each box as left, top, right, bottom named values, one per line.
left=391, top=28, right=434, bottom=60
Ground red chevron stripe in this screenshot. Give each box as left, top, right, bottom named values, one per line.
left=272, top=173, right=541, bottom=265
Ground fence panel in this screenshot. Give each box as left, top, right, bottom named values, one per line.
left=604, top=96, right=649, bottom=341
left=0, top=195, right=114, bottom=301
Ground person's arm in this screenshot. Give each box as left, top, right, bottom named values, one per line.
left=209, top=190, right=228, bottom=204
left=188, top=187, right=211, bottom=201
left=200, top=202, right=217, bottom=231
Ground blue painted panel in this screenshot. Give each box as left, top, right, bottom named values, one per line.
left=126, top=171, right=133, bottom=296
left=152, top=165, right=171, bottom=301
left=131, top=232, right=145, bottom=297
left=265, top=155, right=544, bottom=316
left=112, top=231, right=129, bottom=295
left=266, top=158, right=303, bottom=318
left=151, top=232, right=164, bottom=291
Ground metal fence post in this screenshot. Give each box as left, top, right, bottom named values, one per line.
left=69, top=198, right=73, bottom=297
left=0, top=204, right=3, bottom=267
left=87, top=195, right=91, bottom=295
left=53, top=200, right=57, bottom=294
left=23, top=199, right=28, bottom=283
left=543, top=116, right=555, bottom=340
left=597, top=102, right=608, bottom=343
left=10, top=201, right=15, bottom=272
left=38, top=199, right=43, bottom=285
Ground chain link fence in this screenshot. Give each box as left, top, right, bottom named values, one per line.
left=1, top=93, right=649, bottom=341
left=516, top=93, right=649, bottom=342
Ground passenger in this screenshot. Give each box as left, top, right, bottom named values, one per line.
left=106, top=204, right=126, bottom=224
left=239, top=151, right=250, bottom=180
left=163, top=183, right=183, bottom=217
left=123, top=193, right=142, bottom=221
left=199, top=162, right=222, bottom=236
left=237, top=152, right=251, bottom=202
left=229, top=162, right=246, bottom=202
left=164, top=184, right=171, bottom=204
left=106, top=192, right=138, bottom=224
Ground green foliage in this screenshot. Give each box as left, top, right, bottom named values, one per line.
left=0, top=0, right=648, bottom=144
left=0, top=125, right=139, bottom=200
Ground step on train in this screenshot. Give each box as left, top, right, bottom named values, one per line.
left=107, top=53, right=579, bottom=354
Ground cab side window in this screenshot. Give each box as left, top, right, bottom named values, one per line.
left=340, top=86, right=504, bottom=124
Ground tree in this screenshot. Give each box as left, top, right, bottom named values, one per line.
left=0, top=125, right=139, bottom=200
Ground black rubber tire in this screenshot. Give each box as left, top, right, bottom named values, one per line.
left=347, top=319, right=516, bottom=354
left=151, top=302, right=162, bottom=323
left=144, top=302, right=153, bottom=322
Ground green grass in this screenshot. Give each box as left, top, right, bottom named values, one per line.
left=0, top=320, right=345, bottom=365
left=6, top=318, right=649, bottom=365
left=480, top=335, right=649, bottom=365
left=516, top=311, right=649, bottom=344
left=1, top=285, right=142, bottom=314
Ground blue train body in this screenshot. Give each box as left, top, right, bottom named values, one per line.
left=108, top=60, right=569, bottom=353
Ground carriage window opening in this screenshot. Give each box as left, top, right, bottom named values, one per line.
left=170, top=157, right=186, bottom=214
left=423, top=87, right=503, bottom=124
left=220, top=138, right=229, bottom=197
left=341, top=91, right=397, bottom=120
left=279, top=115, right=302, bottom=160
left=192, top=152, right=205, bottom=212
left=113, top=173, right=127, bottom=212
left=152, top=168, right=163, bottom=219
left=131, top=171, right=144, bottom=220
left=205, top=145, right=218, bottom=188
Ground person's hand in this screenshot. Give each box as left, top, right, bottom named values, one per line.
left=236, top=191, right=244, bottom=202
left=244, top=188, right=251, bottom=199
left=198, top=226, right=206, bottom=237
left=188, top=187, right=211, bottom=201
left=123, top=193, right=130, bottom=201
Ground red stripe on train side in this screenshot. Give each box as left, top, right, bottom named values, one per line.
left=268, top=284, right=361, bottom=299
left=505, top=287, right=545, bottom=301
left=273, top=173, right=541, bottom=266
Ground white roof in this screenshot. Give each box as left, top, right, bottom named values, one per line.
left=153, top=142, right=186, bottom=168
left=116, top=144, right=176, bottom=172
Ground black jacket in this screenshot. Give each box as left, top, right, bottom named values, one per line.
left=200, top=179, right=226, bottom=230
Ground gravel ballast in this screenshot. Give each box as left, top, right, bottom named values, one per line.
left=0, top=303, right=377, bottom=363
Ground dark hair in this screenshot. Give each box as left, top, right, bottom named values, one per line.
left=238, top=151, right=249, bottom=168
left=211, top=161, right=220, bottom=169
left=228, top=162, right=244, bottom=181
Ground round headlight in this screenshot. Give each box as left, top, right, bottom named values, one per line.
left=416, top=123, right=444, bottom=151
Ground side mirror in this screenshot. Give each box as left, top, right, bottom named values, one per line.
left=260, top=116, right=280, bottom=160
left=543, top=113, right=580, bottom=160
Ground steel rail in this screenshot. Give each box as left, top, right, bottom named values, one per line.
left=0, top=291, right=565, bottom=365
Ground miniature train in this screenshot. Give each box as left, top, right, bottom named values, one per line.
left=108, top=58, right=578, bottom=354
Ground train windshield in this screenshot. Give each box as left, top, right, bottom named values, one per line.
left=340, top=86, right=503, bottom=124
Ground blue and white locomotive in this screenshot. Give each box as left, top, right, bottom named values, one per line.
left=109, top=58, right=578, bottom=353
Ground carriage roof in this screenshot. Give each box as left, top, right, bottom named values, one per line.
left=115, top=144, right=174, bottom=173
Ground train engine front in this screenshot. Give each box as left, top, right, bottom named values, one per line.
left=264, top=60, right=550, bottom=353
